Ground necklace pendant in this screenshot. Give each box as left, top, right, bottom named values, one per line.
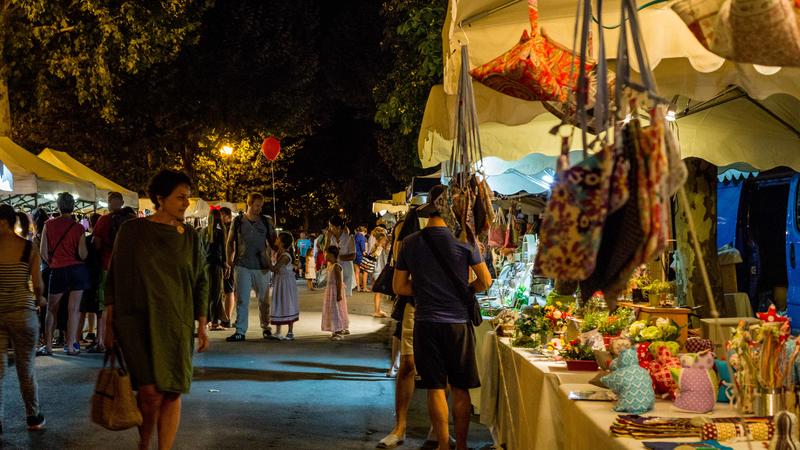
left=176, top=225, right=185, bottom=234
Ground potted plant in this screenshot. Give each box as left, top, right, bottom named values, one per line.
left=643, top=280, right=673, bottom=307
left=628, top=266, right=651, bottom=302
left=598, top=307, right=635, bottom=348
left=561, top=339, right=599, bottom=371
left=512, top=304, right=547, bottom=348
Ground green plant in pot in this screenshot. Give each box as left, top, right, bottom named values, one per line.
left=561, top=339, right=599, bottom=371
left=644, top=280, right=673, bottom=307
left=512, top=304, right=547, bottom=348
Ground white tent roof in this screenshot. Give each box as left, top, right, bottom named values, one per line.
left=38, top=148, right=138, bottom=209
left=0, top=137, right=95, bottom=201
left=423, top=0, right=800, bottom=171
left=139, top=197, right=212, bottom=218
left=443, top=0, right=800, bottom=99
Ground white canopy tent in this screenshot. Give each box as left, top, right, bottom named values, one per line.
left=421, top=0, right=800, bottom=171
left=0, top=137, right=96, bottom=206
left=38, top=148, right=139, bottom=209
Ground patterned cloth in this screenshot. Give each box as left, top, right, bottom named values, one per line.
left=648, top=346, right=681, bottom=399
left=603, top=348, right=655, bottom=414
left=469, top=0, right=594, bottom=103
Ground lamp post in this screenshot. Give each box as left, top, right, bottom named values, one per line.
left=220, top=145, right=234, bottom=202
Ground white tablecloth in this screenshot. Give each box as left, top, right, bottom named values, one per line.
left=477, top=333, right=597, bottom=449
left=558, top=383, right=758, bottom=450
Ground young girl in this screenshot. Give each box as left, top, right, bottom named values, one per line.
left=271, top=232, right=300, bottom=340
left=321, top=246, right=349, bottom=340
left=304, top=248, right=316, bottom=291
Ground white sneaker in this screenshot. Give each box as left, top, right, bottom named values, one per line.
left=284, top=333, right=295, bottom=341
left=273, top=334, right=285, bottom=341
left=386, top=366, right=398, bottom=378
left=376, top=433, right=405, bottom=449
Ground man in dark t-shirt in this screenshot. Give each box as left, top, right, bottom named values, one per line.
left=393, top=185, right=492, bottom=450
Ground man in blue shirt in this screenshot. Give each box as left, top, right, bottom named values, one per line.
left=297, top=231, right=311, bottom=277
left=393, top=185, right=492, bottom=450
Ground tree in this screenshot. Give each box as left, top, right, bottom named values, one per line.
left=373, top=0, right=446, bottom=184
left=0, top=0, right=210, bottom=136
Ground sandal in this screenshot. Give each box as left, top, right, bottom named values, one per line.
left=66, top=342, right=81, bottom=356
left=35, top=346, right=52, bottom=357
left=87, top=344, right=106, bottom=354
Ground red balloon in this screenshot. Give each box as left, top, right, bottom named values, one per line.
left=261, top=137, right=281, bottom=161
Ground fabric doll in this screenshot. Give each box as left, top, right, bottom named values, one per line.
left=602, top=348, right=655, bottom=414
left=671, top=350, right=719, bottom=413
left=648, top=345, right=681, bottom=399
left=686, top=336, right=713, bottom=354
left=637, top=342, right=655, bottom=369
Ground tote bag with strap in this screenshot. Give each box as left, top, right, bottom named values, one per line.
left=91, top=347, right=143, bottom=431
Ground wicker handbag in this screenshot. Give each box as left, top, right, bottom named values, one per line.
left=91, top=347, right=143, bottom=431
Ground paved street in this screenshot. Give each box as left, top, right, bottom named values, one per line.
left=1, top=283, right=492, bottom=449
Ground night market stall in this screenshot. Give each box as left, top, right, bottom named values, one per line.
left=417, top=0, right=800, bottom=448
left=0, top=137, right=96, bottom=211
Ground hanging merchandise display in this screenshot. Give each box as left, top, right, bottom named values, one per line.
left=577, top=0, right=678, bottom=306
left=672, top=0, right=800, bottom=67
left=446, top=45, right=495, bottom=245
left=469, top=0, right=594, bottom=103
left=534, top=0, right=614, bottom=282
left=488, top=207, right=507, bottom=248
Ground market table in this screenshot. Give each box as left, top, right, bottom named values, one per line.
left=477, top=332, right=598, bottom=449
left=557, top=383, right=756, bottom=450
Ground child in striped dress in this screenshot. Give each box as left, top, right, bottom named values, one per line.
left=321, top=246, right=349, bottom=340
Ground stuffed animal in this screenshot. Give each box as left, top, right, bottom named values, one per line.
left=670, top=350, right=719, bottom=413
left=648, top=345, right=681, bottom=399
left=636, top=342, right=654, bottom=369
left=610, top=337, right=633, bottom=356
left=685, top=336, right=713, bottom=354
left=602, top=348, right=655, bottom=413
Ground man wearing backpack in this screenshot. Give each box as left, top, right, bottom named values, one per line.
left=91, top=192, right=136, bottom=352
left=226, top=192, right=278, bottom=342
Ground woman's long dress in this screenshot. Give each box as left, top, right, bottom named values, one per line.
left=321, top=264, right=349, bottom=332
left=270, top=252, right=300, bottom=325
left=107, top=219, right=208, bottom=394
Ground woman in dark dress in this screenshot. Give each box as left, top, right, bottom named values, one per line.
left=105, top=170, right=208, bottom=450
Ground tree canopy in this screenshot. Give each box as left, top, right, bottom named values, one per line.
left=6, top=0, right=446, bottom=230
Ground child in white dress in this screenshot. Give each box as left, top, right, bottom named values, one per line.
left=271, top=232, right=300, bottom=340
left=305, top=251, right=316, bottom=291
left=321, top=246, right=349, bottom=340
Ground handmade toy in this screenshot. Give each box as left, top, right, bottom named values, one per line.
left=670, top=350, right=718, bottom=413
left=602, top=348, right=655, bottom=413
left=648, top=345, right=681, bottom=399
left=685, top=337, right=713, bottom=354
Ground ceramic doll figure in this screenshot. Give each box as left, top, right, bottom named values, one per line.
left=670, top=350, right=719, bottom=413
left=602, top=348, right=655, bottom=414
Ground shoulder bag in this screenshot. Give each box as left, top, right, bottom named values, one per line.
left=420, top=230, right=483, bottom=327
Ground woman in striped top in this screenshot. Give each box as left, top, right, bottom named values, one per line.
left=0, top=204, right=46, bottom=433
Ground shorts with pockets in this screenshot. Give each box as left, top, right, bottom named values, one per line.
left=412, top=321, right=480, bottom=390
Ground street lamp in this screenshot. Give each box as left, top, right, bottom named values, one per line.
left=219, top=144, right=234, bottom=201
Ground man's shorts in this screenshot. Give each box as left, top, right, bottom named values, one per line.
left=412, top=321, right=481, bottom=390
left=49, top=264, right=91, bottom=295
left=400, top=304, right=415, bottom=356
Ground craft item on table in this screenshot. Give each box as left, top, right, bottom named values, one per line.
left=637, top=342, right=655, bottom=369
left=610, top=336, right=633, bottom=356
left=700, top=421, right=774, bottom=441
left=469, top=0, right=594, bottom=103
left=487, top=207, right=507, bottom=248
left=769, top=411, right=800, bottom=450
left=568, top=390, right=617, bottom=401
left=648, top=345, right=681, bottom=399
left=727, top=305, right=793, bottom=414
left=612, top=414, right=773, bottom=440
left=715, top=360, right=734, bottom=403
left=686, top=337, right=714, bottom=354
left=602, top=348, right=655, bottom=413
left=671, top=351, right=719, bottom=413
left=643, top=441, right=732, bottom=450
